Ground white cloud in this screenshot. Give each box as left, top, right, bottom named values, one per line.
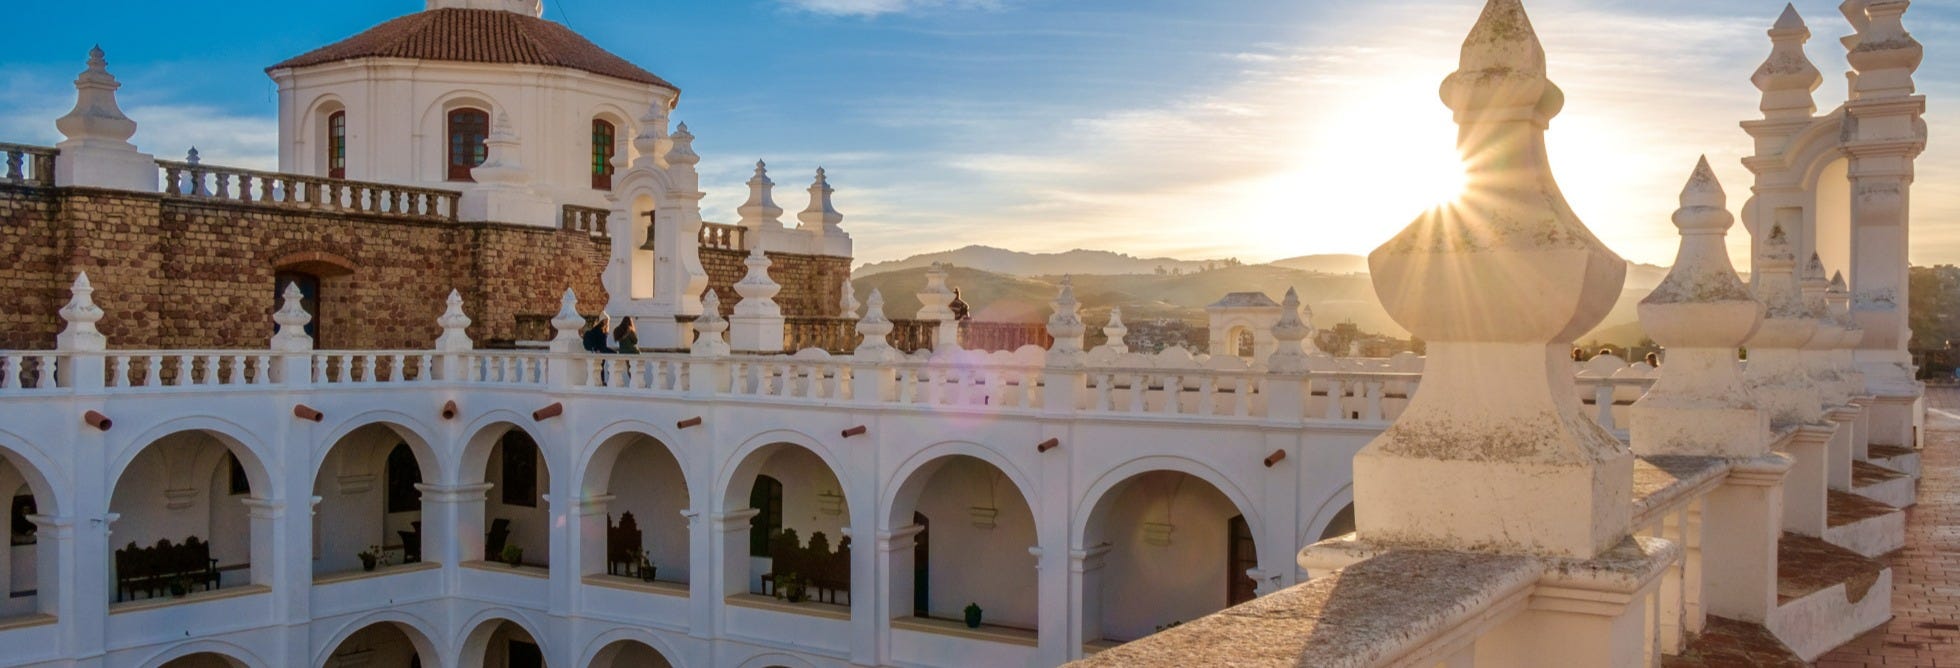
left=781, top=0, right=999, bottom=18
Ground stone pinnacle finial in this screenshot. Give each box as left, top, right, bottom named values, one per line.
left=1754, top=223, right=1813, bottom=325
left=799, top=167, right=844, bottom=234
left=1440, top=0, right=1556, bottom=123
left=854, top=289, right=896, bottom=361
left=1046, top=276, right=1086, bottom=362
left=733, top=246, right=782, bottom=317
left=1268, top=287, right=1313, bottom=373
left=738, top=159, right=785, bottom=231
left=57, top=272, right=107, bottom=352
left=1101, top=307, right=1129, bottom=354
left=271, top=282, right=314, bottom=352
left=1674, top=157, right=1730, bottom=233
left=434, top=289, right=474, bottom=352
left=472, top=112, right=527, bottom=185
left=1754, top=5, right=1823, bottom=119
left=551, top=288, right=583, bottom=332
left=1845, top=0, right=1922, bottom=99
left=665, top=122, right=699, bottom=167
left=692, top=290, right=730, bottom=357
left=633, top=99, right=670, bottom=162
left=839, top=279, right=860, bottom=319
left=56, top=45, right=137, bottom=149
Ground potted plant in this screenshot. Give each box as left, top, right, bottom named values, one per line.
left=358, top=545, right=381, bottom=572
left=501, top=544, right=524, bottom=567
left=964, top=602, right=984, bottom=629
left=637, top=552, right=655, bottom=583
left=779, top=572, right=806, bottom=603
left=167, top=576, right=189, bottom=598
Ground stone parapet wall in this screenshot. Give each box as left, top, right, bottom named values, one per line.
left=0, top=184, right=612, bottom=349
left=700, top=246, right=850, bottom=319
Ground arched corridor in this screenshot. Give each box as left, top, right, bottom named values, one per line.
left=1078, top=470, right=1256, bottom=644
left=110, top=429, right=270, bottom=604
left=313, top=424, right=436, bottom=577
left=323, top=620, right=435, bottom=668
left=460, top=618, right=547, bottom=668
left=722, top=442, right=851, bottom=607
left=0, top=448, right=54, bottom=621
left=586, top=639, right=674, bottom=668
left=885, top=454, right=1038, bottom=635
left=579, top=433, right=690, bottom=587
left=464, top=425, right=552, bottom=569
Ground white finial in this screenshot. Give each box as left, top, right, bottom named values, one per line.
left=1100, top=307, right=1129, bottom=354
left=665, top=122, right=699, bottom=167
left=1047, top=276, right=1086, bottom=362
left=799, top=167, right=845, bottom=234
left=472, top=112, right=527, bottom=185
left=738, top=160, right=785, bottom=232
left=1268, top=288, right=1313, bottom=373
left=692, top=290, right=731, bottom=357
left=57, top=272, right=107, bottom=352
left=434, top=289, right=474, bottom=352
left=1754, top=5, right=1823, bottom=120
left=733, top=246, right=782, bottom=317
left=1845, top=0, right=1922, bottom=99
left=56, top=45, right=138, bottom=150
left=186, top=147, right=200, bottom=164
left=271, top=282, right=314, bottom=352
left=549, top=288, right=585, bottom=353
left=839, top=279, right=860, bottom=319
left=632, top=99, right=671, bottom=168
left=854, top=289, right=897, bottom=362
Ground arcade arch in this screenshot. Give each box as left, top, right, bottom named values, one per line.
left=721, top=441, right=851, bottom=607
left=109, top=429, right=271, bottom=604
left=884, top=453, right=1038, bottom=634
left=1078, top=469, right=1258, bottom=644
left=313, top=423, right=438, bottom=577
left=578, top=431, right=690, bottom=586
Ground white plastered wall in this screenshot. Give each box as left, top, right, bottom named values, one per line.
left=107, top=432, right=254, bottom=592
left=1083, top=471, right=1243, bottom=642
left=906, top=457, right=1038, bottom=628
left=600, top=438, right=691, bottom=582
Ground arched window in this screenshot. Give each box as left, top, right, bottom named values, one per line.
left=748, top=475, right=782, bottom=557
left=591, top=119, right=616, bottom=190
left=447, top=108, right=490, bottom=182
left=227, top=452, right=251, bottom=496
left=327, top=111, right=347, bottom=179
left=499, top=431, right=539, bottom=507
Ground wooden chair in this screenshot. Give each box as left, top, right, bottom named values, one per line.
left=485, top=518, right=512, bottom=557
left=606, top=512, right=644, bottom=577
left=399, top=520, right=422, bottom=564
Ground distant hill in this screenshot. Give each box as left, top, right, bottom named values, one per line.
left=853, top=246, right=1225, bottom=278
left=1268, top=254, right=1371, bottom=275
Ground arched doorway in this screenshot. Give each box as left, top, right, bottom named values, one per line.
left=313, top=424, right=435, bottom=578
left=578, top=433, right=689, bottom=588
left=722, top=443, right=850, bottom=609
left=587, top=639, right=674, bottom=668
left=109, top=430, right=268, bottom=604
left=885, top=455, right=1038, bottom=638
left=323, top=621, right=435, bottom=668
left=1079, top=470, right=1255, bottom=645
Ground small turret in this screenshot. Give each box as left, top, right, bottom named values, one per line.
left=737, top=161, right=786, bottom=232
left=1752, top=5, right=1823, bottom=120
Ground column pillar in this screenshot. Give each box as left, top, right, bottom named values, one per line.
left=1780, top=425, right=1832, bottom=536
left=1701, top=455, right=1790, bottom=622
left=416, top=482, right=493, bottom=566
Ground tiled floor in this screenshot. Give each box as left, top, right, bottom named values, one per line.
left=1818, top=388, right=1960, bottom=667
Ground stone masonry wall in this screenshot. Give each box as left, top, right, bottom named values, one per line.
left=700, top=247, right=852, bottom=320
left=0, top=185, right=611, bottom=350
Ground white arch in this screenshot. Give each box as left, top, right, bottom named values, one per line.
left=109, top=415, right=275, bottom=501
left=137, top=639, right=267, bottom=668
left=455, top=410, right=545, bottom=484
left=453, top=608, right=551, bottom=668
left=574, top=419, right=696, bottom=499
left=311, top=410, right=446, bottom=486
left=575, top=627, right=687, bottom=668
left=713, top=428, right=854, bottom=512
left=313, top=609, right=445, bottom=668
left=879, top=440, right=1039, bottom=531
left=1069, top=455, right=1263, bottom=551
left=0, top=426, right=69, bottom=515
left=1302, top=483, right=1355, bottom=543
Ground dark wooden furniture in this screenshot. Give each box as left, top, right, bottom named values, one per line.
left=760, top=528, right=851, bottom=604
left=398, top=520, right=422, bottom=564
left=485, top=518, right=511, bottom=557
left=114, top=536, right=221, bottom=601
left=606, top=512, right=644, bottom=578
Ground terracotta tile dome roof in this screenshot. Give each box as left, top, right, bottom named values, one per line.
left=268, top=8, right=678, bottom=92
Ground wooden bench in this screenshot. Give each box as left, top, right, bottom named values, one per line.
left=114, top=536, right=221, bottom=601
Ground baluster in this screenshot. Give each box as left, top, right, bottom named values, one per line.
left=163, top=166, right=182, bottom=195
left=169, top=354, right=189, bottom=386
left=1594, top=382, right=1616, bottom=431
left=1364, top=382, right=1384, bottom=422
left=1019, top=371, right=1038, bottom=409
left=203, top=354, right=221, bottom=384
left=311, top=355, right=328, bottom=384
left=893, top=368, right=913, bottom=403
left=359, top=355, right=377, bottom=382
left=1127, top=373, right=1147, bottom=413
left=224, top=355, right=242, bottom=384
left=238, top=173, right=257, bottom=202
left=4, top=150, right=21, bottom=182
left=113, top=356, right=132, bottom=388
left=145, top=355, right=163, bottom=387
left=332, top=355, right=349, bottom=383
left=923, top=367, right=944, bottom=405
left=1235, top=377, right=1255, bottom=417
left=610, top=359, right=627, bottom=388
left=214, top=172, right=231, bottom=199
left=1, top=355, right=19, bottom=389
left=37, top=355, right=56, bottom=388
left=389, top=355, right=406, bottom=382
left=1198, top=376, right=1217, bottom=416
left=944, top=368, right=965, bottom=405
left=261, top=175, right=277, bottom=202
left=1163, top=374, right=1183, bottom=414
left=584, top=358, right=600, bottom=387
left=417, top=355, right=434, bottom=382
left=255, top=355, right=273, bottom=385
left=1324, top=378, right=1346, bottom=420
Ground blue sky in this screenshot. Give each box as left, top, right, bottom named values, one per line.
left=2, top=0, right=1956, bottom=268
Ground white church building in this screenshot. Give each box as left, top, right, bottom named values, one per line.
left=0, top=0, right=1933, bottom=666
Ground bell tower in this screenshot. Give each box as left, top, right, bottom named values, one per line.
left=424, top=0, right=543, bottom=16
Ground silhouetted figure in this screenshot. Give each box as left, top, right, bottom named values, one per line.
left=949, top=288, right=971, bottom=321
left=613, top=317, right=640, bottom=355
left=1644, top=352, right=1660, bottom=367
left=583, top=315, right=613, bottom=354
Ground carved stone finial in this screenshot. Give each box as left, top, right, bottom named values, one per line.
left=271, top=282, right=314, bottom=352
left=1355, top=0, right=1632, bottom=560
left=1267, top=288, right=1314, bottom=373
left=434, top=289, right=474, bottom=352
left=733, top=246, right=782, bottom=317
left=56, top=45, right=138, bottom=149
left=854, top=289, right=897, bottom=362
left=798, top=167, right=844, bottom=234
left=632, top=98, right=671, bottom=165
left=1745, top=223, right=1824, bottom=429
left=471, top=112, right=527, bottom=186
left=1753, top=4, right=1823, bottom=119
left=665, top=122, right=699, bottom=168
left=691, top=290, right=730, bottom=357
left=1100, top=307, right=1129, bottom=354
left=1046, top=276, right=1086, bottom=364
left=839, top=279, right=861, bottom=319
left=57, top=272, right=107, bottom=352
left=737, top=160, right=785, bottom=232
